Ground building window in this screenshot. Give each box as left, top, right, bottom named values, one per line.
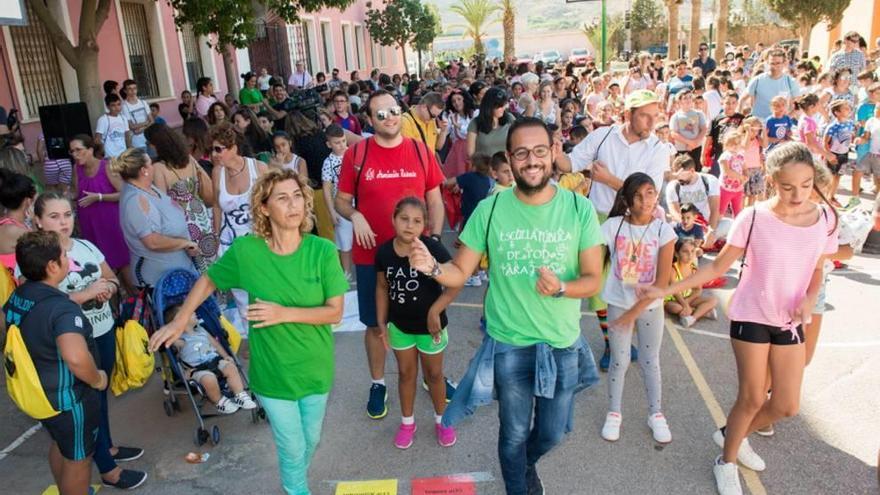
left=180, top=25, right=204, bottom=91
left=120, top=1, right=159, bottom=98
left=8, top=0, right=67, bottom=118
left=341, top=24, right=353, bottom=71
left=380, top=45, right=387, bottom=67
left=320, top=21, right=334, bottom=75
left=287, top=23, right=312, bottom=74
left=370, top=41, right=378, bottom=69
left=304, top=20, right=321, bottom=74
left=354, top=25, right=366, bottom=70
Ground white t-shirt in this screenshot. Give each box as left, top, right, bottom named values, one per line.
left=704, top=90, right=723, bottom=120
left=15, top=238, right=115, bottom=338
left=601, top=216, right=677, bottom=310
left=665, top=173, right=721, bottom=220
left=288, top=71, right=312, bottom=89
left=122, top=98, right=151, bottom=149
left=568, top=125, right=669, bottom=216
left=95, top=114, right=128, bottom=158
left=865, top=117, right=880, bottom=154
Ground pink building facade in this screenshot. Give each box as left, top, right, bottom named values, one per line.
left=0, top=0, right=405, bottom=153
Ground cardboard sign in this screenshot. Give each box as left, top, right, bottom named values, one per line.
left=335, top=478, right=398, bottom=495
left=411, top=475, right=476, bottom=495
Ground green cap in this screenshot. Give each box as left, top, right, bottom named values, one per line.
left=624, top=89, right=660, bottom=111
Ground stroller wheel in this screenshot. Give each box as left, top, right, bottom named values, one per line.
left=211, top=425, right=221, bottom=445
left=258, top=408, right=267, bottom=420
left=172, top=399, right=182, bottom=412
left=195, top=427, right=209, bottom=446
left=163, top=400, right=173, bottom=417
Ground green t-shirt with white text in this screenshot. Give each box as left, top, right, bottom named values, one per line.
left=207, top=234, right=349, bottom=400
left=459, top=186, right=603, bottom=348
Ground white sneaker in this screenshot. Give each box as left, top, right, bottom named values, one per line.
left=713, top=456, right=743, bottom=495
left=216, top=396, right=240, bottom=414
left=234, top=392, right=257, bottom=410
left=680, top=315, right=697, bottom=328
left=707, top=308, right=719, bottom=320
left=712, top=429, right=766, bottom=471
left=479, top=270, right=488, bottom=282
left=647, top=413, right=672, bottom=443
left=601, top=412, right=622, bottom=441
left=464, top=275, right=482, bottom=287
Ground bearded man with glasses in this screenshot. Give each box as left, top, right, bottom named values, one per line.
left=741, top=49, right=802, bottom=121
left=334, top=90, right=449, bottom=421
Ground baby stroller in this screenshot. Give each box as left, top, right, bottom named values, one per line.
left=152, top=268, right=265, bottom=446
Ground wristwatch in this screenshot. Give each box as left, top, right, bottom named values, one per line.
left=552, top=281, right=567, bottom=298
left=428, top=258, right=442, bottom=278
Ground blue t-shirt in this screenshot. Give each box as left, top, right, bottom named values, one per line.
left=668, top=75, right=694, bottom=96
left=674, top=222, right=705, bottom=241
left=456, top=172, right=493, bottom=227
left=154, top=116, right=167, bottom=126
left=855, top=103, right=876, bottom=159
left=765, top=115, right=797, bottom=152
left=824, top=120, right=855, bottom=155
left=745, top=73, right=801, bottom=120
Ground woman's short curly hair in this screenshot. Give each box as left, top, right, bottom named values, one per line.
left=251, top=168, right=314, bottom=238
left=209, top=121, right=238, bottom=149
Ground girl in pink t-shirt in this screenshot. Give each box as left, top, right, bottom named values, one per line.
left=718, top=129, right=748, bottom=217
left=638, top=142, right=838, bottom=494
left=741, top=117, right=765, bottom=207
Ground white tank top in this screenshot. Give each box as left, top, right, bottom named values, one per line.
left=280, top=153, right=303, bottom=173
left=218, top=157, right=257, bottom=254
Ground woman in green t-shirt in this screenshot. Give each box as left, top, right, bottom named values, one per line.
left=238, top=72, right=264, bottom=113
left=149, top=168, right=348, bottom=494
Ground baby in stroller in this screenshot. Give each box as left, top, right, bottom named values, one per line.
left=165, top=303, right=257, bottom=414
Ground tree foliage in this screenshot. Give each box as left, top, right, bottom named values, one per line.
left=631, top=0, right=666, bottom=33
left=414, top=3, right=443, bottom=52
left=365, top=0, right=437, bottom=72
left=167, top=0, right=354, bottom=50
left=766, top=0, right=849, bottom=51
left=448, top=0, right=501, bottom=55
left=581, top=14, right=625, bottom=66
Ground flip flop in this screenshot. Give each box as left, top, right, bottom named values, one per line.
left=702, top=277, right=727, bottom=289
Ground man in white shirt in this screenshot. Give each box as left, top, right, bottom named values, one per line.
left=567, top=89, right=667, bottom=218
left=120, top=79, right=152, bottom=150
left=287, top=61, right=313, bottom=92
left=665, top=153, right=731, bottom=245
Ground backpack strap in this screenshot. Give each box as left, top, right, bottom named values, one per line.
left=406, top=110, right=429, bottom=146
left=484, top=194, right=501, bottom=260
left=701, top=174, right=710, bottom=195
left=353, top=138, right=371, bottom=208
left=738, top=208, right=758, bottom=280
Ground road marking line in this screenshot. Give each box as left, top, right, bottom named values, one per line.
left=0, top=423, right=41, bottom=462
left=665, top=321, right=767, bottom=495
left=676, top=324, right=880, bottom=348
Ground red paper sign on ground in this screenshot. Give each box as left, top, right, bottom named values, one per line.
left=411, top=475, right=476, bottom=495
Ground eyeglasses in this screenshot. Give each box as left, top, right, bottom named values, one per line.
left=510, top=145, right=551, bottom=162
left=211, top=145, right=227, bottom=154
left=699, top=47, right=708, bottom=51
left=334, top=99, right=347, bottom=104
left=375, top=105, right=402, bottom=121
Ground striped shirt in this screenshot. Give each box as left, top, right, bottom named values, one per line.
left=728, top=204, right=838, bottom=329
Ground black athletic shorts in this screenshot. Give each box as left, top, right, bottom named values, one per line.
left=730, top=320, right=804, bottom=346
left=829, top=153, right=849, bottom=175
left=40, top=388, right=100, bottom=461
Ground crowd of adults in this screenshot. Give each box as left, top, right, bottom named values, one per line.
left=2, top=29, right=880, bottom=495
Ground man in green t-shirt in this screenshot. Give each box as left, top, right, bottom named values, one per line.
left=408, top=117, right=604, bottom=494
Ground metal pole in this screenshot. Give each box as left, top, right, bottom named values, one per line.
left=601, top=0, right=606, bottom=71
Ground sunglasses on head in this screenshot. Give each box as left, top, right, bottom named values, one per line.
left=375, top=106, right=402, bottom=121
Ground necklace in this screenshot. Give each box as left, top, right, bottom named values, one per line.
left=626, top=215, right=652, bottom=263
left=227, top=159, right=246, bottom=178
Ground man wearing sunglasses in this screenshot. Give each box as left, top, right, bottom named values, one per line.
left=692, top=43, right=717, bottom=77
left=334, top=90, right=447, bottom=420
left=741, top=49, right=801, bottom=121
left=400, top=92, right=449, bottom=152
left=408, top=117, right=604, bottom=494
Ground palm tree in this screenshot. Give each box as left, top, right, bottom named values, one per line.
left=499, top=0, right=516, bottom=62
left=689, top=0, right=702, bottom=61
left=449, top=0, right=501, bottom=56
left=714, top=0, right=729, bottom=63
left=665, top=0, right=682, bottom=59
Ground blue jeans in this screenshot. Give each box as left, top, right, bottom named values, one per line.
left=94, top=330, right=118, bottom=475
left=495, top=344, right=579, bottom=495
left=256, top=393, right=329, bottom=495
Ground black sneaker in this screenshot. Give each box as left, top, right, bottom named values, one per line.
left=112, top=446, right=144, bottom=462
left=526, top=464, right=544, bottom=495
left=102, top=469, right=148, bottom=490
left=421, top=377, right=457, bottom=403
left=367, top=383, right=388, bottom=419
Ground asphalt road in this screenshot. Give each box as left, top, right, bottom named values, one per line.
left=2, top=194, right=879, bottom=495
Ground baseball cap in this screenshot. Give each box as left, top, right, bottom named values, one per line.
left=624, top=89, right=659, bottom=111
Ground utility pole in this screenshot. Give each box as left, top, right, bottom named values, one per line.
left=601, top=0, right=607, bottom=71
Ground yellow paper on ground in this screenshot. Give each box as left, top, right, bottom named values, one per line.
left=334, top=478, right=397, bottom=495
left=43, top=484, right=101, bottom=494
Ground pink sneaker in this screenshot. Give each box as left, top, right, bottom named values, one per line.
left=394, top=423, right=417, bottom=449
left=436, top=423, right=457, bottom=447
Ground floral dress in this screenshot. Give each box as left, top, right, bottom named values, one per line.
left=166, top=159, right=218, bottom=272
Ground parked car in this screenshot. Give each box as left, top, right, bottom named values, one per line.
left=568, top=48, right=592, bottom=66
left=533, top=50, right=563, bottom=68
left=514, top=53, right=533, bottom=65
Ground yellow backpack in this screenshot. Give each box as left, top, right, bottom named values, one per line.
left=110, top=320, right=154, bottom=396
left=3, top=323, right=60, bottom=420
